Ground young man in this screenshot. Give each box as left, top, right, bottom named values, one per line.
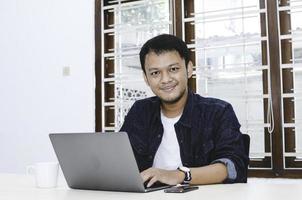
left=120, top=34, right=249, bottom=187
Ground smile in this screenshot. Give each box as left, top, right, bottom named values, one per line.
left=161, top=85, right=176, bottom=92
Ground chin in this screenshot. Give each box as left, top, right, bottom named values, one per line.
left=160, top=94, right=183, bottom=104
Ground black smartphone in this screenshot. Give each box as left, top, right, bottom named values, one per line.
left=164, top=185, right=199, bottom=193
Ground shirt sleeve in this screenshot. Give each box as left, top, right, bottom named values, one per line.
left=211, top=158, right=237, bottom=181
left=211, top=103, right=249, bottom=183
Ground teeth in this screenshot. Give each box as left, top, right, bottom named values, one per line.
left=162, top=86, right=174, bottom=91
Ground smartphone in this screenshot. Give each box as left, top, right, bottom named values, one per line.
left=164, top=185, right=199, bottom=193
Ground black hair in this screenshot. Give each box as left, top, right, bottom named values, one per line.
left=139, top=34, right=190, bottom=74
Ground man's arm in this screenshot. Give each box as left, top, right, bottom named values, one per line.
left=190, top=163, right=228, bottom=184
left=211, top=103, right=249, bottom=183
left=141, top=163, right=227, bottom=187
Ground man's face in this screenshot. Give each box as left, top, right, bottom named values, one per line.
left=143, top=51, right=193, bottom=104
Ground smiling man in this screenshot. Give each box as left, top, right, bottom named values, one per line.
left=120, top=34, right=249, bottom=187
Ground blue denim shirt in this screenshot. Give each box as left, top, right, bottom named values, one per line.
left=120, top=90, right=249, bottom=183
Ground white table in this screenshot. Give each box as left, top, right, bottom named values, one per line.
left=1, top=173, right=302, bottom=200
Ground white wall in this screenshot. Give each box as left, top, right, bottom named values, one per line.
left=0, top=0, right=95, bottom=173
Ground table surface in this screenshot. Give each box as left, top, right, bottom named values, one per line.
left=1, top=173, right=302, bottom=200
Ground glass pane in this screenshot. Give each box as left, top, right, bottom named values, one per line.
left=293, top=48, right=302, bottom=157
left=110, top=0, right=172, bottom=130
left=194, top=0, right=268, bottom=161
left=114, top=55, right=153, bottom=128
left=281, top=0, right=302, bottom=167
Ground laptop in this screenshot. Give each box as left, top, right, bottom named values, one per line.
left=49, top=132, right=170, bottom=192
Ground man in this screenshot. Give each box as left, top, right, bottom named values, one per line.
left=120, top=34, right=249, bottom=187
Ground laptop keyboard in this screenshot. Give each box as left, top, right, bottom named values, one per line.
left=144, top=181, right=169, bottom=189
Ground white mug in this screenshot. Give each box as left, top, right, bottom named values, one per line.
left=26, top=162, right=59, bottom=188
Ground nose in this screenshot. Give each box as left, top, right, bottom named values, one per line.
left=161, top=70, right=172, bottom=83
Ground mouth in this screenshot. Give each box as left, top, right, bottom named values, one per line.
left=160, top=85, right=177, bottom=92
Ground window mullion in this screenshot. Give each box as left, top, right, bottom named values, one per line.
left=266, top=0, right=284, bottom=175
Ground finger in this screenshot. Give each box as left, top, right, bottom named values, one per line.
left=141, top=170, right=152, bottom=182
left=147, top=176, right=158, bottom=188
left=140, top=168, right=155, bottom=182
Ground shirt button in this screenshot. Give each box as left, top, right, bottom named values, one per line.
left=148, top=155, right=153, bottom=160
left=157, top=134, right=162, bottom=138
left=180, top=140, right=183, bottom=144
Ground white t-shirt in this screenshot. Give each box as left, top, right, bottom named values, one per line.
left=152, top=112, right=182, bottom=170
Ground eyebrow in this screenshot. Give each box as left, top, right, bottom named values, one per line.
left=147, top=62, right=180, bottom=71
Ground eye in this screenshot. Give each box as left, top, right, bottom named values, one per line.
left=169, top=67, right=179, bottom=73
left=150, top=71, right=160, bottom=77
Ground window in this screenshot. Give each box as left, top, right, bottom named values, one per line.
left=96, top=0, right=172, bottom=131
left=279, top=0, right=302, bottom=170
left=95, top=0, right=302, bottom=177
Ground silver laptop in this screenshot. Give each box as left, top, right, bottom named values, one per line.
left=49, top=132, right=170, bottom=192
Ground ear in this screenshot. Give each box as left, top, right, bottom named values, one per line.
left=143, top=72, right=150, bottom=86
left=187, top=61, right=193, bottom=79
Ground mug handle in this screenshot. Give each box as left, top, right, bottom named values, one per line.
left=26, top=165, right=35, bottom=175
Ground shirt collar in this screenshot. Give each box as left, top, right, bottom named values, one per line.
left=150, top=89, right=194, bottom=128
left=177, top=90, right=194, bottom=128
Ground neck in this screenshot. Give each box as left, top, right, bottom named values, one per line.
left=161, top=89, right=188, bottom=118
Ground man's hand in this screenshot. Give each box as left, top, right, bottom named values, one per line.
left=140, top=168, right=185, bottom=187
